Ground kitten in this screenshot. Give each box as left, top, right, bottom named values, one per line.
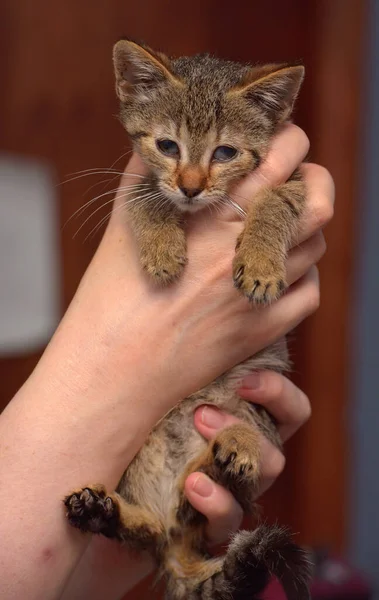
left=64, top=41, right=311, bottom=600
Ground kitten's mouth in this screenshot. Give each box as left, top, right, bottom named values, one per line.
left=181, top=197, right=196, bottom=206
left=160, top=185, right=210, bottom=213
left=175, top=196, right=209, bottom=213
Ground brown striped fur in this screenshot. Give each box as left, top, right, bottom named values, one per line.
left=64, top=41, right=311, bottom=599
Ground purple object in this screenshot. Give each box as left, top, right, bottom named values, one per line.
left=263, top=549, right=372, bottom=600
left=310, top=549, right=372, bottom=600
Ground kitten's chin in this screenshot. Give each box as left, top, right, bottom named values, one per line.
left=160, top=187, right=211, bottom=214
left=174, top=200, right=207, bottom=214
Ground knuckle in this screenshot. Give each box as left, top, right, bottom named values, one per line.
left=232, top=503, right=244, bottom=527
left=265, top=371, right=286, bottom=401
left=259, top=127, right=310, bottom=185
left=308, top=232, right=327, bottom=262
left=318, top=165, right=336, bottom=201
left=318, top=233, right=327, bottom=258
left=265, top=449, right=286, bottom=480
left=300, top=393, right=312, bottom=423
left=312, top=193, right=335, bottom=231
left=305, top=277, right=320, bottom=314
left=212, top=502, right=243, bottom=534
left=258, top=159, right=279, bottom=187
left=295, top=125, right=311, bottom=155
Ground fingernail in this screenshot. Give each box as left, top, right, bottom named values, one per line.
left=240, top=372, right=261, bottom=390
left=201, top=406, right=226, bottom=429
left=192, top=474, right=213, bottom=498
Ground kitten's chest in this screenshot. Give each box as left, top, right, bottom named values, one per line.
left=118, top=345, right=287, bottom=519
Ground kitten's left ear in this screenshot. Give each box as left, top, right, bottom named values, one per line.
left=113, top=39, right=180, bottom=102
left=233, top=64, right=305, bottom=122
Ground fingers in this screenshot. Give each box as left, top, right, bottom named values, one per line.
left=286, top=231, right=326, bottom=285
left=239, top=266, right=320, bottom=357
left=253, top=125, right=310, bottom=189
left=274, top=266, right=320, bottom=329
left=238, top=371, right=311, bottom=442
left=184, top=473, right=243, bottom=546
left=225, top=124, right=310, bottom=216
left=294, top=163, right=335, bottom=246
left=191, top=368, right=311, bottom=504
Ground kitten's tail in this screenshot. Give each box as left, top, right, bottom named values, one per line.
left=164, top=525, right=312, bottom=600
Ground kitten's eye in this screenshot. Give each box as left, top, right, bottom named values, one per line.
left=212, top=146, right=238, bottom=162
left=156, top=139, right=180, bottom=158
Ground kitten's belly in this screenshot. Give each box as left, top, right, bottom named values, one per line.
left=117, top=344, right=288, bottom=528
left=117, top=395, right=265, bottom=529
left=119, top=423, right=207, bottom=526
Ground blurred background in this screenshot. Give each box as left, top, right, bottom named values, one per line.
left=0, top=0, right=377, bottom=598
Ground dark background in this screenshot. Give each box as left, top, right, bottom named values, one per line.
left=0, top=0, right=370, bottom=597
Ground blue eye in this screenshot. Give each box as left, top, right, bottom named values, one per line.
left=212, top=146, right=238, bottom=162
left=156, top=139, right=180, bottom=157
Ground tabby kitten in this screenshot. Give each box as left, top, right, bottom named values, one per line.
left=64, top=40, right=311, bottom=599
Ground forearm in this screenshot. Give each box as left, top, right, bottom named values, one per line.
left=61, top=537, right=154, bottom=600
left=0, top=274, right=164, bottom=600
left=0, top=128, right=331, bottom=600
left=0, top=376, right=90, bottom=600
left=0, top=360, right=149, bottom=600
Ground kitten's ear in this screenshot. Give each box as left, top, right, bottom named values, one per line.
left=113, top=39, right=180, bottom=102
left=234, top=64, right=305, bottom=122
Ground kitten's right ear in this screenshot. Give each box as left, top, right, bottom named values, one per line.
left=113, top=40, right=180, bottom=102
left=231, top=63, right=305, bottom=123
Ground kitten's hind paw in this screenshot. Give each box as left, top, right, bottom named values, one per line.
left=64, top=485, right=121, bottom=538
left=212, top=424, right=260, bottom=483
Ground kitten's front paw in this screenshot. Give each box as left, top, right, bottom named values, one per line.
left=233, top=248, right=286, bottom=304
left=64, top=485, right=120, bottom=536
left=140, top=242, right=187, bottom=284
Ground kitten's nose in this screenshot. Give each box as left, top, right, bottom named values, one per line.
left=180, top=186, right=202, bottom=199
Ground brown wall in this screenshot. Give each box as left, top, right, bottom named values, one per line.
left=0, top=2, right=366, bottom=596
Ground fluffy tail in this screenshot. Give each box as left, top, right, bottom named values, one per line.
left=164, top=525, right=312, bottom=600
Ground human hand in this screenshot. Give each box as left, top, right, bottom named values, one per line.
left=183, top=138, right=335, bottom=544
left=57, top=125, right=334, bottom=600
left=186, top=371, right=311, bottom=545
left=26, top=123, right=332, bottom=489
left=60, top=372, right=313, bottom=600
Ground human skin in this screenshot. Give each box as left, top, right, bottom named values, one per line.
left=0, top=124, right=334, bottom=600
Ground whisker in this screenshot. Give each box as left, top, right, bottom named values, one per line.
left=83, top=175, right=120, bottom=197
left=66, top=167, right=125, bottom=176
left=73, top=186, right=150, bottom=238
left=212, top=201, right=225, bottom=219
left=85, top=190, right=163, bottom=241
left=59, top=169, right=125, bottom=186
left=64, top=184, right=149, bottom=230
left=129, top=192, right=164, bottom=214
left=90, top=149, right=134, bottom=197
left=117, top=183, right=151, bottom=192
left=121, top=172, right=149, bottom=181
left=73, top=196, right=121, bottom=238
left=207, top=202, right=215, bottom=219
left=107, top=148, right=133, bottom=171
left=230, top=190, right=251, bottom=205
left=223, top=194, right=247, bottom=219
left=151, top=194, right=171, bottom=215
left=84, top=206, right=121, bottom=242
left=60, top=170, right=148, bottom=186
left=64, top=187, right=122, bottom=229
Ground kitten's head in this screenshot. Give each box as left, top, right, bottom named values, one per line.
left=113, top=40, right=304, bottom=213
